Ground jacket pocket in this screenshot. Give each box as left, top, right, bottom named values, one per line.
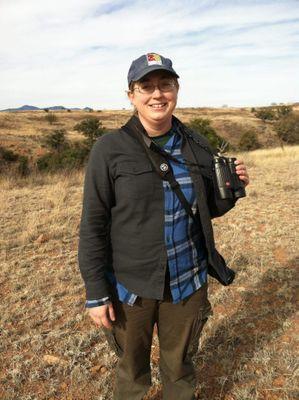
left=115, top=160, right=154, bottom=199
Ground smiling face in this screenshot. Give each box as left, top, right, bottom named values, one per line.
left=128, top=70, right=179, bottom=134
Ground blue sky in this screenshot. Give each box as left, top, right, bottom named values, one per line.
left=0, top=0, right=298, bottom=109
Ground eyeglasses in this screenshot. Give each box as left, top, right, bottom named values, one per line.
left=132, top=81, right=177, bottom=95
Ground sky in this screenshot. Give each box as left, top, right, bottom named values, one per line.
left=0, top=0, right=298, bottom=110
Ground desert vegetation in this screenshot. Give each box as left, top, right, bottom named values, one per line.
left=0, top=105, right=298, bottom=178
left=0, top=107, right=298, bottom=399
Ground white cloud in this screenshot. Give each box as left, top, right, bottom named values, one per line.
left=0, top=0, right=298, bottom=109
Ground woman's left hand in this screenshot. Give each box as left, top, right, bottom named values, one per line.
left=235, top=159, right=250, bottom=187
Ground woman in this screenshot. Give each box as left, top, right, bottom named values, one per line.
left=78, top=52, right=249, bottom=400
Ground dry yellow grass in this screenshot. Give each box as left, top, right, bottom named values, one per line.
left=2, top=105, right=298, bottom=160
left=0, top=145, right=298, bottom=400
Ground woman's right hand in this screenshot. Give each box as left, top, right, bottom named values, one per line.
left=88, top=303, right=116, bottom=329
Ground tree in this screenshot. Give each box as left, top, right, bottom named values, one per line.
left=74, top=117, right=105, bottom=147
left=187, top=118, right=229, bottom=151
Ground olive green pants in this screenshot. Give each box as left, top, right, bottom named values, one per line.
left=104, top=280, right=212, bottom=400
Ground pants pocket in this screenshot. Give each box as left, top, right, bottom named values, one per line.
left=102, top=327, right=123, bottom=358
left=187, top=300, right=213, bottom=358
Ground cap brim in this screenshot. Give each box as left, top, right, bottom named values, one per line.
left=131, top=65, right=179, bottom=83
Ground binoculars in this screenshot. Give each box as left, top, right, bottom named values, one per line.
left=213, top=156, right=246, bottom=200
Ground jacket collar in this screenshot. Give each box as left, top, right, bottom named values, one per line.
left=122, top=114, right=186, bottom=149
left=122, top=115, right=217, bottom=166
left=122, top=114, right=213, bottom=154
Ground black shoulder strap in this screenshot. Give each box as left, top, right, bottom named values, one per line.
left=164, top=166, right=200, bottom=226
left=121, top=116, right=200, bottom=226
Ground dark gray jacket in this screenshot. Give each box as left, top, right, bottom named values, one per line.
left=78, top=116, right=237, bottom=301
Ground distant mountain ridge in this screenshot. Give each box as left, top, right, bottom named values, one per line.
left=0, top=105, right=93, bottom=112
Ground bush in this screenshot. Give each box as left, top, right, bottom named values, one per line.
left=74, top=117, right=105, bottom=147
left=0, top=147, right=30, bottom=176
left=238, top=131, right=260, bottom=151
left=36, top=143, right=89, bottom=172
left=275, top=105, right=293, bottom=119
left=0, top=146, right=19, bottom=164
left=45, top=112, right=58, bottom=125
left=274, top=114, right=299, bottom=144
left=43, top=129, right=67, bottom=151
left=254, top=107, right=276, bottom=122
left=18, top=156, right=30, bottom=176
left=187, top=118, right=229, bottom=151
left=254, top=105, right=293, bottom=122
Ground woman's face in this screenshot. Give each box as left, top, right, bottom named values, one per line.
left=128, top=70, right=179, bottom=128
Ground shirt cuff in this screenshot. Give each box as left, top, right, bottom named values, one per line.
left=85, top=297, right=111, bottom=308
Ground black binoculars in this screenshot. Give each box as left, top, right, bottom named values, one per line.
left=213, top=156, right=246, bottom=200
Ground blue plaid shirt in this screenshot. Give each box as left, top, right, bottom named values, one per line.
left=86, top=123, right=208, bottom=308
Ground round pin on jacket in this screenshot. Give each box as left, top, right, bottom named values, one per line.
left=160, top=163, right=169, bottom=172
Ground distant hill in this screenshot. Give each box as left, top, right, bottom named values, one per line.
left=0, top=105, right=92, bottom=112
left=1, top=105, right=41, bottom=112
left=46, top=106, right=66, bottom=111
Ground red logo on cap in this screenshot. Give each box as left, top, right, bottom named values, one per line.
left=146, top=53, right=162, bottom=65
left=148, top=54, right=156, bottom=61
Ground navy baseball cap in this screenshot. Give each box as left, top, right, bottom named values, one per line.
left=127, top=53, right=179, bottom=86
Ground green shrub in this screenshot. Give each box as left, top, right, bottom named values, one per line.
left=43, top=129, right=67, bottom=151
left=18, top=156, right=30, bottom=176
left=275, top=105, right=293, bottom=119
left=274, top=114, right=299, bottom=144
left=238, top=131, right=260, bottom=151
left=74, top=117, right=105, bottom=147
left=45, top=112, right=58, bottom=125
left=0, top=146, right=19, bottom=163
left=36, top=143, right=89, bottom=172
left=254, top=107, right=276, bottom=122
left=187, top=118, right=229, bottom=151
left=0, top=147, right=30, bottom=176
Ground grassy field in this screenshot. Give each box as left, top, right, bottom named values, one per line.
left=0, top=125, right=298, bottom=398
left=2, top=106, right=298, bottom=162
